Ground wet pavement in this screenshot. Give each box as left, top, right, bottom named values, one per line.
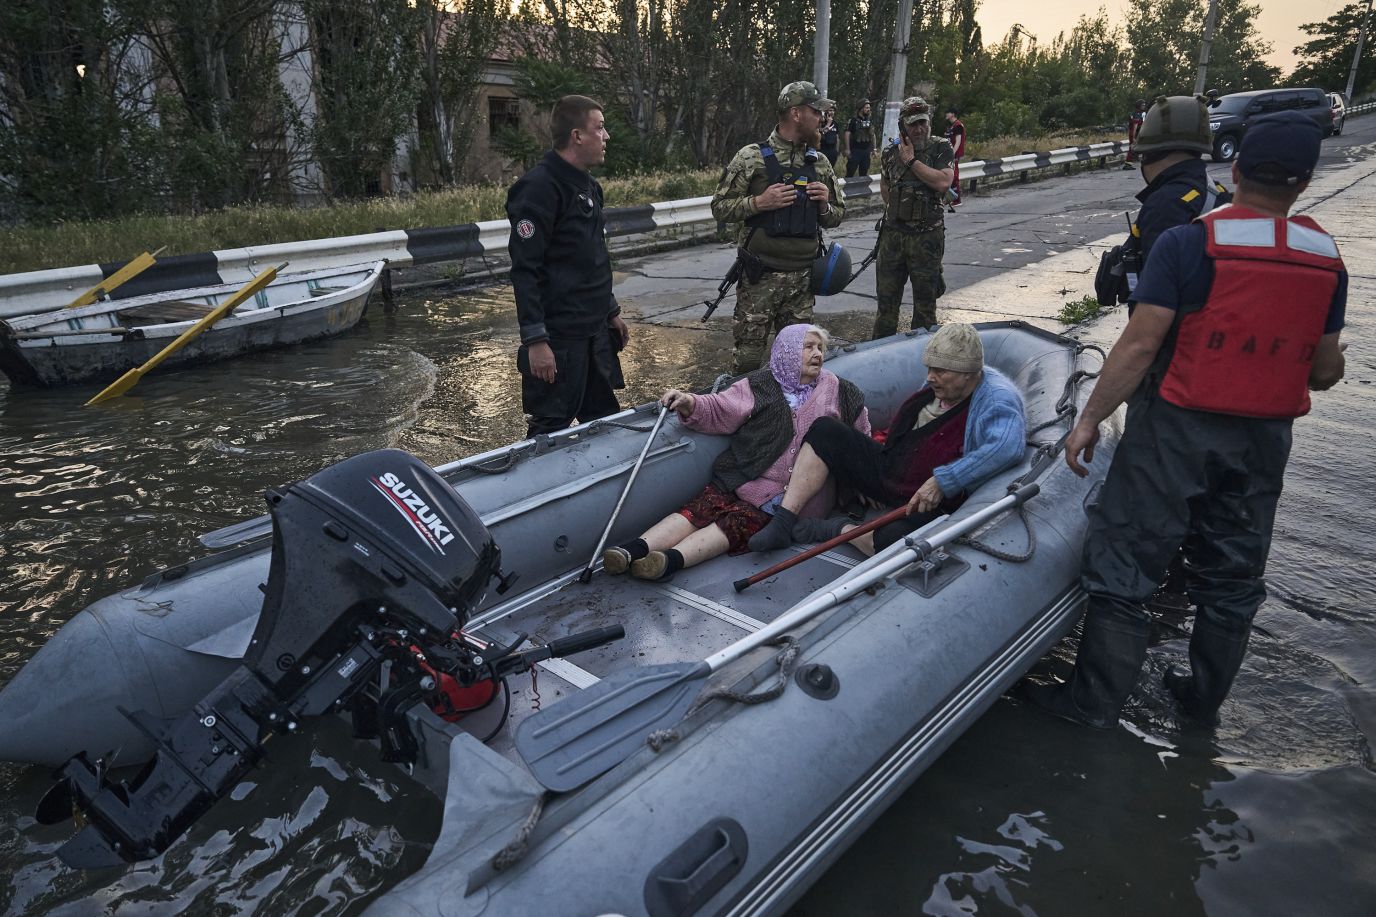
left=0, top=118, right=1373, bottom=915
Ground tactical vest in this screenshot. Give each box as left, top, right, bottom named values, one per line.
left=1124, top=179, right=1229, bottom=293
left=890, top=145, right=943, bottom=228
left=745, top=144, right=820, bottom=239
left=1159, top=207, right=1343, bottom=419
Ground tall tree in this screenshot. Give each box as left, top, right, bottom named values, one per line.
left=0, top=0, right=163, bottom=221
left=303, top=0, right=422, bottom=197
left=1290, top=2, right=1375, bottom=97
left=413, top=0, right=507, bottom=187
left=1124, top=0, right=1277, bottom=96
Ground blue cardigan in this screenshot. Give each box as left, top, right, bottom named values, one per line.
left=932, top=367, right=1027, bottom=497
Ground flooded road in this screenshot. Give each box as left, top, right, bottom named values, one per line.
left=2, top=122, right=1374, bottom=915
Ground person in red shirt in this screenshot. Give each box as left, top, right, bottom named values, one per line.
left=944, top=106, right=965, bottom=206
left=1124, top=98, right=1147, bottom=169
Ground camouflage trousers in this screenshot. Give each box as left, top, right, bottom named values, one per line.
left=732, top=268, right=814, bottom=374
left=874, top=225, right=946, bottom=339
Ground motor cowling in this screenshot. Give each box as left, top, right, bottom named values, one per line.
left=249, top=448, right=501, bottom=695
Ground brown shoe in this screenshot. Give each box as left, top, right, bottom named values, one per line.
left=602, top=546, right=633, bottom=575
left=630, top=551, right=671, bottom=581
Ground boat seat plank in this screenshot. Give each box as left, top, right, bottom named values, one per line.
left=116, top=301, right=222, bottom=323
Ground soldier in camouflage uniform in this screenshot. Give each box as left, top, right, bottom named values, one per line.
left=711, top=80, right=845, bottom=373
left=874, top=96, right=955, bottom=339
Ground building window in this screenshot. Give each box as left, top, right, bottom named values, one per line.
left=489, top=97, right=521, bottom=136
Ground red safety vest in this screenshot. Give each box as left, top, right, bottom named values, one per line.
left=1158, top=205, right=1343, bottom=419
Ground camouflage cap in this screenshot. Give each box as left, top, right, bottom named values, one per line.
left=900, top=96, right=932, bottom=125
left=778, top=81, right=834, bottom=113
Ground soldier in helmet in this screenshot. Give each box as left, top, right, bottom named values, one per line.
left=1095, top=95, right=1232, bottom=308
left=711, top=81, right=845, bottom=374
left=873, top=96, right=955, bottom=339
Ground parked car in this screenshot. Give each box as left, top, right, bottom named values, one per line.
left=1206, top=87, right=1333, bottom=162
left=1329, top=91, right=1347, bottom=135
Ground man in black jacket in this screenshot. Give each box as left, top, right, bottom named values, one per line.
left=506, top=95, right=630, bottom=437
left=1096, top=95, right=1232, bottom=308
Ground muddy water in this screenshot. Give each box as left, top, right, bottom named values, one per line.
left=1, top=268, right=1373, bottom=914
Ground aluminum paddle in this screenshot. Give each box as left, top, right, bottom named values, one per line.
left=579, top=403, right=671, bottom=583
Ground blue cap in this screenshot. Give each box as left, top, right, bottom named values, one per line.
left=1237, top=111, right=1322, bottom=186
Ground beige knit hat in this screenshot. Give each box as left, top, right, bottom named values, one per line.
left=923, top=323, right=983, bottom=373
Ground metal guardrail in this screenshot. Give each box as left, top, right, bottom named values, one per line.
left=1347, top=101, right=1376, bottom=116
left=0, top=140, right=1130, bottom=319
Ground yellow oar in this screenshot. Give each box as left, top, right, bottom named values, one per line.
left=86, top=262, right=287, bottom=406
left=64, top=246, right=168, bottom=309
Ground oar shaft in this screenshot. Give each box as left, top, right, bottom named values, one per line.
left=581, top=405, right=670, bottom=581
left=705, top=485, right=1039, bottom=673
left=734, top=505, right=911, bottom=592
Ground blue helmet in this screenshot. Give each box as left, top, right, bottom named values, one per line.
left=810, top=243, right=852, bottom=295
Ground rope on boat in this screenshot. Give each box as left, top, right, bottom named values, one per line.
left=955, top=504, right=1036, bottom=563
left=491, top=793, right=547, bottom=873
left=645, top=636, right=802, bottom=753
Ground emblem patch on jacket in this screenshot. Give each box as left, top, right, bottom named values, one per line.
left=516, top=219, right=535, bottom=240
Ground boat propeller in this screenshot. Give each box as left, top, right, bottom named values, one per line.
left=34, top=448, right=622, bottom=869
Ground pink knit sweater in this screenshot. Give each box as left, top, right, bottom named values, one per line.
left=683, top=370, right=871, bottom=518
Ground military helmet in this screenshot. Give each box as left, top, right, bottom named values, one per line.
left=810, top=242, right=853, bottom=295
left=899, top=96, right=933, bottom=125
left=1133, top=94, right=1213, bottom=156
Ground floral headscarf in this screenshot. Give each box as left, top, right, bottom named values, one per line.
left=769, top=324, right=822, bottom=407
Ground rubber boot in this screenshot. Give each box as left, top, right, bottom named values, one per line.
left=1164, top=607, right=1251, bottom=725
left=1020, top=609, right=1150, bottom=729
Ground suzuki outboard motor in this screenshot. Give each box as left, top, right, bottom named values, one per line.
left=36, top=448, right=621, bottom=868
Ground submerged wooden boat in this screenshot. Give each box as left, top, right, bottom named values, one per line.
left=0, top=261, right=384, bottom=387
left=0, top=322, right=1113, bottom=915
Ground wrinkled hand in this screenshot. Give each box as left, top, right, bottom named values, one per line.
left=527, top=341, right=557, bottom=384
left=754, top=182, right=796, bottom=212
left=610, top=315, right=630, bottom=349
left=661, top=388, right=696, bottom=418
left=805, top=181, right=830, bottom=203
left=1064, top=419, right=1101, bottom=478
left=907, top=476, right=943, bottom=515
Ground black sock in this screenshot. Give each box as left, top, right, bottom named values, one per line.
left=619, top=538, right=650, bottom=560
left=663, top=549, right=685, bottom=576
left=747, top=506, right=798, bottom=552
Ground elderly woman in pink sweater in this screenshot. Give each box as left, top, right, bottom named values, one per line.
left=602, top=324, right=870, bottom=581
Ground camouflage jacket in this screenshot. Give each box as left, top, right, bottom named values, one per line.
left=881, top=138, right=954, bottom=230
left=711, top=128, right=845, bottom=271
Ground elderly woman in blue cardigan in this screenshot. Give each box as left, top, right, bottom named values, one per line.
left=748, top=322, right=1027, bottom=555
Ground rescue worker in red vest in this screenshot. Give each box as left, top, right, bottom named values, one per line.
left=1023, top=112, right=1348, bottom=728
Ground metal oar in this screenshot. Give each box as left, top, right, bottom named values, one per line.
left=517, top=483, right=1040, bottom=791
left=86, top=262, right=286, bottom=406
left=579, top=404, right=671, bottom=583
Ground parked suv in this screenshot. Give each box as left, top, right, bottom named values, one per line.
left=1206, top=87, right=1333, bottom=162
left=1328, top=91, right=1347, bottom=135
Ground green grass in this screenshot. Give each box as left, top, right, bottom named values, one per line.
left=0, top=169, right=724, bottom=276
left=1056, top=294, right=1103, bottom=325
left=0, top=128, right=1123, bottom=276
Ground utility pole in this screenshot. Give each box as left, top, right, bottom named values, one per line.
left=1347, top=0, right=1374, bottom=101
left=1193, top=0, right=1220, bottom=96
left=881, top=0, right=916, bottom=145
left=813, top=0, right=831, bottom=98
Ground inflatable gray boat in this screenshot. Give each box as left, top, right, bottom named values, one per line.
left=0, top=322, right=1112, bottom=916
